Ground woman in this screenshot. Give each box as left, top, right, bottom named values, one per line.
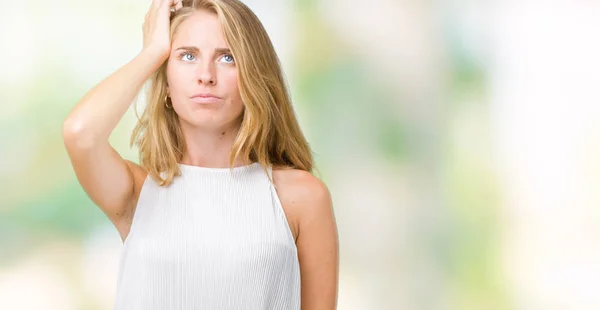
left=62, top=0, right=339, bottom=309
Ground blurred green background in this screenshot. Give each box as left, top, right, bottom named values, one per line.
left=2, top=0, right=600, bottom=309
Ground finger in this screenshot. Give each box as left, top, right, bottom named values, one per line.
left=160, top=0, right=171, bottom=8
left=147, top=0, right=160, bottom=19
left=157, top=0, right=172, bottom=15
left=167, top=0, right=182, bottom=11
left=145, top=1, right=152, bottom=19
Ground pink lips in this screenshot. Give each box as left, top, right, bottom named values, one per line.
left=190, top=93, right=222, bottom=104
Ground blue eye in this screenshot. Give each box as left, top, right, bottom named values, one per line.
left=219, top=54, right=235, bottom=64
left=178, top=51, right=234, bottom=64
left=180, top=52, right=196, bottom=61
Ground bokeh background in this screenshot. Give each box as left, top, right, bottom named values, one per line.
left=1, top=0, right=600, bottom=309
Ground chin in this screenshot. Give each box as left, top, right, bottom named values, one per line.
left=179, top=113, right=240, bottom=131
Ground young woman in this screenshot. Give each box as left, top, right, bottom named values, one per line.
left=62, top=0, right=339, bottom=309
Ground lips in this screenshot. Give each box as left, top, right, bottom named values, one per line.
left=190, top=93, right=222, bottom=104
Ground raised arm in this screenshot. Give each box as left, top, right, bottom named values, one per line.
left=62, top=0, right=180, bottom=240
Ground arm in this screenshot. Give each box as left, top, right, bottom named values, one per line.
left=296, top=177, right=339, bottom=310
left=62, top=49, right=165, bottom=231
left=63, top=50, right=164, bottom=146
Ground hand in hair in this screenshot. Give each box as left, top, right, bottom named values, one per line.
left=142, top=0, right=183, bottom=61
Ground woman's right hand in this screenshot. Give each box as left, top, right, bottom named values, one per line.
left=142, top=0, right=183, bottom=62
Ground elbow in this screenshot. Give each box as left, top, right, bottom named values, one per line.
left=62, top=118, right=96, bottom=149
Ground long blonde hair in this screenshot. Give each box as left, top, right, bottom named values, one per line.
left=130, top=0, right=313, bottom=186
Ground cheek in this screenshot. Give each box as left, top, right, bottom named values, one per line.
left=221, top=72, right=242, bottom=101
left=166, top=63, right=190, bottom=90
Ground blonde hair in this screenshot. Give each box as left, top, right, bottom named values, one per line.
left=130, top=0, right=313, bottom=186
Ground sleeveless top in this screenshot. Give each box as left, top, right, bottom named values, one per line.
left=113, top=162, right=301, bottom=310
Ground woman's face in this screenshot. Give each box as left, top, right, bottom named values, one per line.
left=166, top=10, right=244, bottom=130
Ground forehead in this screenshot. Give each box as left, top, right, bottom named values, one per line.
left=172, top=10, right=228, bottom=48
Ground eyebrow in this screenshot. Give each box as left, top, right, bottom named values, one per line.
left=175, top=46, right=231, bottom=54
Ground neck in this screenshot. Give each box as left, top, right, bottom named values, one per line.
left=178, top=121, right=251, bottom=168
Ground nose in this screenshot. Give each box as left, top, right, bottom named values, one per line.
left=196, top=64, right=216, bottom=86
left=198, top=74, right=216, bottom=86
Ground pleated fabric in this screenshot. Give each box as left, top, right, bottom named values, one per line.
left=113, top=162, right=300, bottom=310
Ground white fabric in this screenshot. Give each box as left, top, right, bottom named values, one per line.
left=113, top=162, right=300, bottom=310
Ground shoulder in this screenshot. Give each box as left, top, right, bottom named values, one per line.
left=272, top=167, right=333, bottom=223
left=273, top=168, right=339, bottom=308
left=272, top=168, right=330, bottom=201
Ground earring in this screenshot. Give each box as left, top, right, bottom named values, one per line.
left=164, top=94, right=172, bottom=109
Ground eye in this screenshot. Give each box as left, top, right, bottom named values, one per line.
left=179, top=51, right=196, bottom=62
left=218, top=54, right=235, bottom=64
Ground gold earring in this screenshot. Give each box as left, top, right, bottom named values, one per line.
left=164, top=94, right=172, bottom=109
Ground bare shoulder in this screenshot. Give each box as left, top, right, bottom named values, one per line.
left=273, top=167, right=339, bottom=308
left=271, top=167, right=333, bottom=225
left=272, top=168, right=330, bottom=202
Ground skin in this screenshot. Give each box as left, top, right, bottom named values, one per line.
left=154, top=9, right=338, bottom=309
left=165, top=10, right=247, bottom=168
